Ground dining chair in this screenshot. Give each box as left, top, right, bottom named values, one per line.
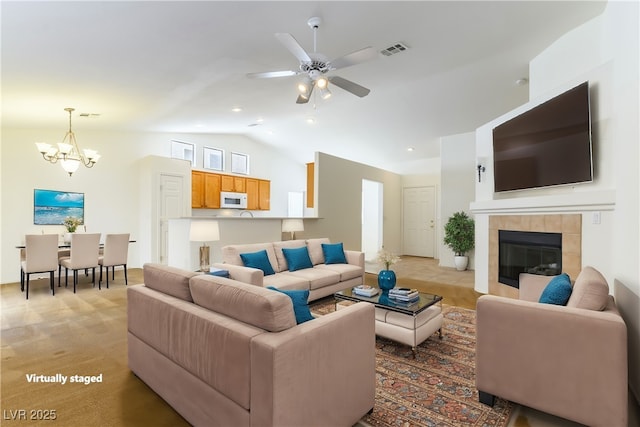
left=99, top=233, right=130, bottom=288
left=59, top=233, right=101, bottom=293
left=21, top=234, right=59, bottom=299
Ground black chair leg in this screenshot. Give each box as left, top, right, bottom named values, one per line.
left=73, top=270, right=77, bottom=293
left=26, top=274, right=30, bottom=300
left=50, top=271, right=55, bottom=296
left=20, top=268, right=25, bottom=292
left=124, top=265, right=128, bottom=286
left=479, top=391, right=496, bottom=407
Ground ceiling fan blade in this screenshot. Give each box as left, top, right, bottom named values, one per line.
left=247, top=70, right=298, bottom=79
left=329, top=47, right=378, bottom=70
left=275, top=33, right=312, bottom=63
left=328, top=76, right=370, bottom=98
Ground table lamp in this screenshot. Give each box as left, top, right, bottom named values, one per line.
left=282, top=218, right=304, bottom=240
left=190, top=220, right=220, bottom=272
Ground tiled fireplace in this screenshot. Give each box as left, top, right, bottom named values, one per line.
left=488, top=214, right=582, bottom=298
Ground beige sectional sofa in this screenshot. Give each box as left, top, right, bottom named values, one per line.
left=128, top=263, right=376, bottom=427
left=476, top=266, right=628, bottom=427
left=213, top=238, right=364, bottom=301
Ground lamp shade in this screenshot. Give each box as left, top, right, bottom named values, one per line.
left=190, top=220, right=220, bottom=242
left=282, top=218, right=304, bottom=233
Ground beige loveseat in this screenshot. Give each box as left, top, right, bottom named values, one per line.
left=213, top=238, right=364, bottom=301
left=128, top=263, right=375, bottom=427
left=476, top=266, right=628, bottom=427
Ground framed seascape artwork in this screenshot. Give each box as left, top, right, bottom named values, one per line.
left=34, top=189, right=84, bottom=225
left=203, top=147, right=224, bottom=171
left=231, top=152, right=249, bottom=175
left=170, top=140, right=195, bottom=165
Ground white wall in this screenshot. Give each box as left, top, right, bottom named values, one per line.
left=0, top=129, right=305, bottom=283
left=474, top=1, right=640, bottom=402
left=303, top=152, right=403, bottom=256
left=439, top=132, right=476, bottom=269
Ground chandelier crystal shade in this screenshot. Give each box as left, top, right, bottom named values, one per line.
left=35, top=108, right=100, bottom=176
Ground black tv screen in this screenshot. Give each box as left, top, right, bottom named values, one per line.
left=492, top=82, right=593, bottom=192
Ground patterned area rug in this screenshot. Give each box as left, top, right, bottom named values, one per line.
left=310, top=299, right=513, bottom=427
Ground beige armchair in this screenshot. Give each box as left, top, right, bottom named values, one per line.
left=20, top=234, right=59, bottom=299
left=476, top=266, right=628, bottom=427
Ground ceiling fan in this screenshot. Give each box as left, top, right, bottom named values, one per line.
left=247, top=17, right=378, bottom=104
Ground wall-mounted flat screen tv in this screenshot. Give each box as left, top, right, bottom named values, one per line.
left=34, top=189, right=84, bottom=225
left=492, top=81, right=593, bottom=192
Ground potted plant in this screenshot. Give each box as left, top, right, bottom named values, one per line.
left=63, top=216, right=82, bottom=243
left=375, top=248, right=400, bottom=292
left=443, top=211, right=475, bottom=271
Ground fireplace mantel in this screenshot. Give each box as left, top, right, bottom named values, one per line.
left=470, top=189, right=615, bottom=215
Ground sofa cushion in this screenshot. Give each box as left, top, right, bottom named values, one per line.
left=282, top=246, right=313, bottom=272
left=322, top=242, right=347, bottom=264
left=143, top=263, right=199, bottom=302
left=539, top=273, right=572, bottom=305
left=306, top=238, right=331, bottom=265
left=240, top=250, right=276, bottom=276
left=315, top=263, right=363, bottom=281
left=262, top=273, right=309, bottom=291
left=267, top=286, right=314, bottom=324
left=566, top=266, right=610, bottom=311
left=284, top=268, right=341, bottom=290
left=189, top=275, right=296, bottom=332
left=273, top=240, right=307, bottom=272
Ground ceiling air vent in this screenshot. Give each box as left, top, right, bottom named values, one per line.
left=380, top=42, right=409, bottom=57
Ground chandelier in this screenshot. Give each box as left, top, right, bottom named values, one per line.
left=35, top=107, right=100, bottom=176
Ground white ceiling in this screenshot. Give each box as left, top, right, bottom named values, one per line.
left=1, top=1, right=606, bottom=174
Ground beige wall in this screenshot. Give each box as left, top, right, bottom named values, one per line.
left=302, top=152, right=402, bottom=255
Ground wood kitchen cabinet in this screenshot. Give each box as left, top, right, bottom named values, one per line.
left=246, top=178, right=271, bottom=210
left=191, top=170, right=221, bottom=209
left=258, top=179, right=270, bottom=210
left=194, top=171, right=269, bottom=210
left=221, top=175, right=246, bottom=192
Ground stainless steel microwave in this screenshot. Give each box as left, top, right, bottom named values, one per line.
left=220, top=191, right=248, bottom=209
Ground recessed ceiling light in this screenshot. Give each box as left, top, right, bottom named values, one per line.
left=231, top=107, right=243, bottom=112
left=306, top=117, right=315, bottom=124
left=516, top=78, right=529, bottom=86
left=256, top=117, right=264, bottom=123
left=407, top=147, right=415, bottom=152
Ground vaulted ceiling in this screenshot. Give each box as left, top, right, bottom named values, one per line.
left=1, top=1, right=606, bottom=174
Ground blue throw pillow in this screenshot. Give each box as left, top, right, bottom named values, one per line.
left=539, top=273, right=572, bottom=305
left=267, top=286, right=314, bottom=324
left=322, top=242, right=347, bottom=264
left=282, top=247, right=313, bottom=272
left=239, top=250, right=275, bottom=276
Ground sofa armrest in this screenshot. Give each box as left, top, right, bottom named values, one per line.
left=212, top=262, right=263, bottom=286
left=344, top=250, right=364, bottom=267
left=251, top=302, right=375, bottom=427
left=476, top=295, right=627, bottom=427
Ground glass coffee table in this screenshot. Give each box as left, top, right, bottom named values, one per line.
left=335, top=287, right=443, bottom=356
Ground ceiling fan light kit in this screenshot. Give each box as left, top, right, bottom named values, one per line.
left=247, top=16, right=377, bottom=104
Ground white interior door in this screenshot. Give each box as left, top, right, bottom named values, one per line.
left=403, top=186, right=436, bottom=257
left=159, top=173, right=184, bottom=264
left=362, top=179, right=383, bottom=262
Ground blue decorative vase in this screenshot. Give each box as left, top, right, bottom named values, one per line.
left=378, top=270, right=396, bottom=293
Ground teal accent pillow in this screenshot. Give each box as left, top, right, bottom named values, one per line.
left=267, top=286, right=314, bottom=324
left=239, top=250, right=275, bottom=276
left=539, top=273, right=572, bottom=305
left=322, top=242, right=347, bottom=264
left=282, top=247, right=313, bottom=272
